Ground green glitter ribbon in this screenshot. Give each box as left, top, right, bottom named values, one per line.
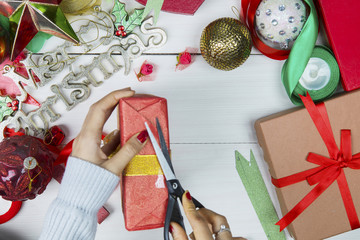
left=235, top=150, right=286, bottom=240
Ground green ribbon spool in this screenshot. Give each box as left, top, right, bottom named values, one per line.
left=291, top=46, right=340, bottom=105
left=281, top=0, right=340, bottom=106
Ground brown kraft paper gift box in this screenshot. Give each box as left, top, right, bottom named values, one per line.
left=255, top=90, right=360, bottom=240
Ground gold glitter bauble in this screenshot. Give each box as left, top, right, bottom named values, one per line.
left=200, top=17, right=252, bottom=71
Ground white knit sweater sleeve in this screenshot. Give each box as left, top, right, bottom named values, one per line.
left=39, top=156, right=120, bottom=240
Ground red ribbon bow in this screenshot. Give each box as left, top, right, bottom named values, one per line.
left=272, top=93, right=360, bottom=231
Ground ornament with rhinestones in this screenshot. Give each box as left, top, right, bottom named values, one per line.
left=112, top=1, right=145, bottom=38
left=255, top=0, right=308, bottom=50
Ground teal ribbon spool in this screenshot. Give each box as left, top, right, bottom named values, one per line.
left=291, top=45, right=340, bottom=105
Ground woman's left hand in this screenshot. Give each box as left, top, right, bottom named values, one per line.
left=72, top=88, right=148, bottom=176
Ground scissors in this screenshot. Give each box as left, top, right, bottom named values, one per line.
left=145, top=119, right=204, bottom=240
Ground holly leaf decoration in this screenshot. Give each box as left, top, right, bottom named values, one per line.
left=0, top=96, right=14, bottom=122
left=112, top=0, right=145, bottom=36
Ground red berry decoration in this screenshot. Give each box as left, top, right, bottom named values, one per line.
left=11, top=106, right=17, bottom=111
left=121, top=31, right=127, bottom=37
left=6, top=102, right=11, bottom=107
left=115, top=30, right=121, bottom=36
left=119, top=25, right=125, bottom=31
left=0, top=135, right=54, bottom=201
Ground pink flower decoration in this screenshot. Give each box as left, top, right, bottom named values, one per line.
left=140, top=64, right=153, bottom=75
left=136, top=61, right=155, bottom=82
left=178, top=52, right=192, bottom=65
left=176, top=48, right=197, bottom=71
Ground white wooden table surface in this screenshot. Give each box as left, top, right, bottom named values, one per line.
left=1, top=0, right=359, bottom=239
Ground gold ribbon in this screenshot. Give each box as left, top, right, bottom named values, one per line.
left=124, top=155, right=164, bottom=176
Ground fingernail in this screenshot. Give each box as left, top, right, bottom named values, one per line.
left=121, top=87, right=131, bottom=91
left=169, top=225, right=173, bottom=233
left=137, top=130, right=148, bottom=144
left=186, top=191, right=192, bottom=201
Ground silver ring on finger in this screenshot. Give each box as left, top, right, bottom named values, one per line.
left=214, top=224, right=231, bottom=239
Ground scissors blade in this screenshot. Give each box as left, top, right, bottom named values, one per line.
left=145, top=122, right=176, bottom=181
left=155, top=118, right=175, bottom=173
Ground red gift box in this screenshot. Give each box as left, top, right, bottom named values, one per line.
left=119, top=95, right=169, bottom=231
left=317, top=0, right=360, bottom=91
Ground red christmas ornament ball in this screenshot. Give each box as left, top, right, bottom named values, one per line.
left=0, top=135, right=54, bottom=201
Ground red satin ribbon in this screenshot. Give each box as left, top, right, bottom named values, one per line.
left=0, top=201, right=22, bottom=224
left=272, top=93, right=360, bottom=231
left=55, top=139, right=74, bottom=166
left=240, top=0, right=290, bottom=60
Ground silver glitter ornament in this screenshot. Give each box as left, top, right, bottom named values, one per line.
left=255, top=0, right=307, bottom=50
left=0, top=8, right=167, bottom=140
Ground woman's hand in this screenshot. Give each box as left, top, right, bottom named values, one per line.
left=72, top=88, right=148, bottom=176
left=170, top=191, right=246, bottom=240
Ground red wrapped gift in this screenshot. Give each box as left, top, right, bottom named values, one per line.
left=119, top=95, right=169, bottom=231
left=317, top=0, right=360, bottom=91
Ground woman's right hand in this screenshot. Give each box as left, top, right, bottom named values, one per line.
left=170, top=191, right=246, bottom=240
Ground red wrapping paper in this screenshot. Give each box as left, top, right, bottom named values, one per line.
left=136, top=0, right=204, bottom=15
left=316, top=0, right=360, bottom=91
left=119, top=95, right=169, bottom=231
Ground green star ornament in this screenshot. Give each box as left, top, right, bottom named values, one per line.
left=0, top=0, right=80, bottom=60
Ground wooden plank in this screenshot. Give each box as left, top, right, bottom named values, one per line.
left=27, top=54, right=293, bottom=144
left=0, top=144, right=273, bottom=240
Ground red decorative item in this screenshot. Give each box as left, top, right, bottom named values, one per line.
left=119, top=95, right=169, bottom=231
left=0, top=0, right=79, bottom=60
left=115, top=25, right=127, bottom=37
left=136, top=61, right=155, bottom=82
left=316, top=0, right=360, bottom=91
left=136, top=0, right=204, bottom=15
left=0, top=135, right=54, bottom=201
left=44, top=125, right=65, bottom=146
left=0, top=52, right=27, bottom=98
left=176, top=48, right=197, bottom=71
left=178, top=52, right=191, bottom=65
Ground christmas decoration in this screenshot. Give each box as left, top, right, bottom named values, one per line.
left=200, top=18, right=251, bottom=71
left=60, top=0, right=102, bottom=15
left=113, top=1, right=145, bottom=37
left=136, top=61, right=154, bottom=81
left=0, top=96, right=18, bottom=121
left=0, top=0, right=80, bottom=60
left=137, top=0, right=204, bottom=16
left=255, top=0, right=307, bottom=50
left=0, top=135, right=54, bottom=201
left=176, top=48, right=197, bottom=71
left=44, top=125, right=65, bottom=146
left=0, top=15, right=10, bottom=64
left=0, top=8, right=167, bottom=141
left=177, top=52, right=191, bottom=65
